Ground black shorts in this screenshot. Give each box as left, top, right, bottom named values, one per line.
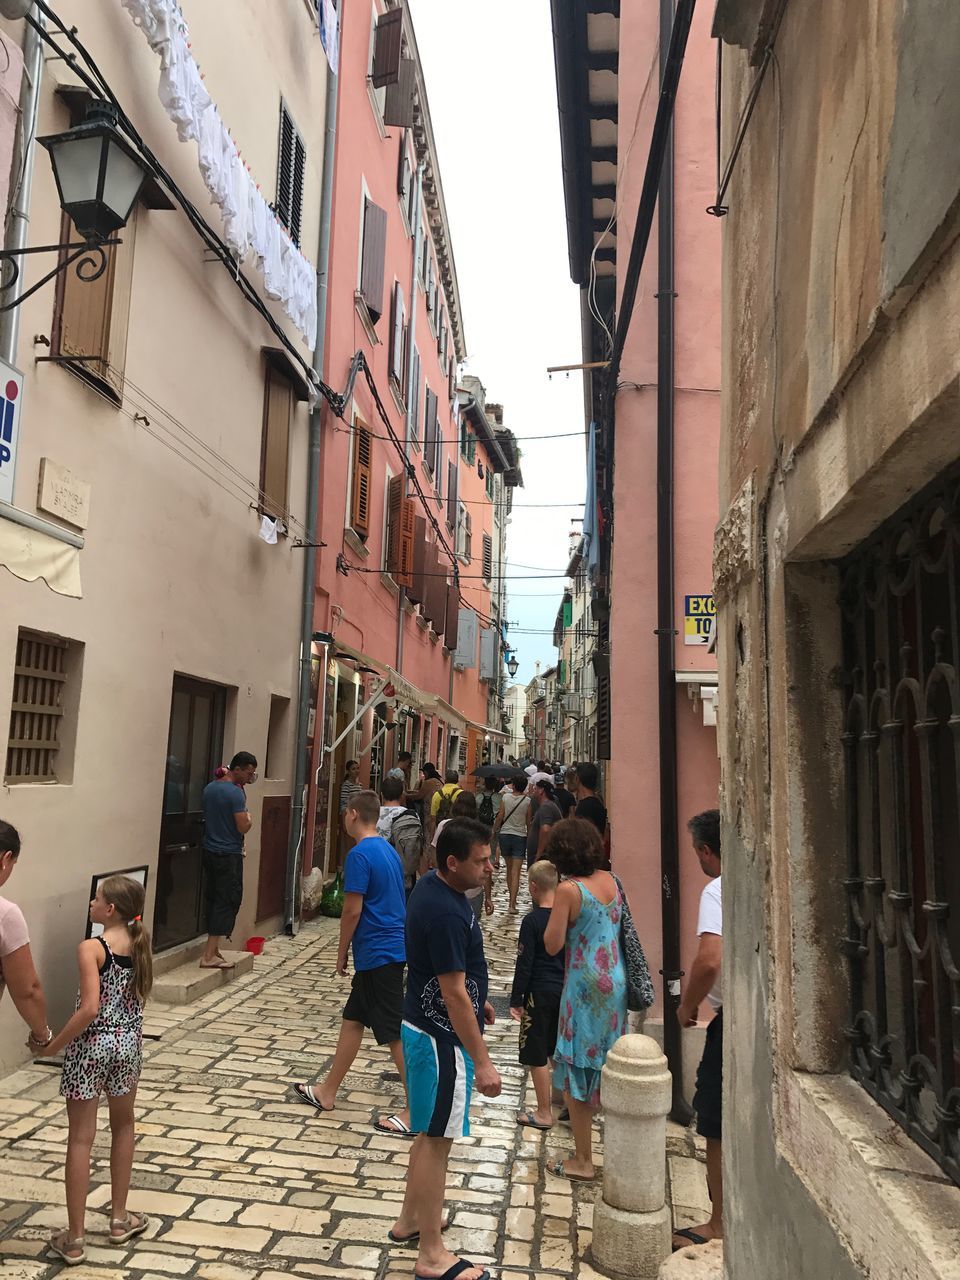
left=202, top=850, right=244, bottom=937
left=693, top=1008, right=723, bottom=1140
left=518, top=989, right=561, bottom=1067
left=342, top=962, right=405, bottom=1045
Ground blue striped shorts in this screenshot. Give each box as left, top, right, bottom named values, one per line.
left=401, top=1021, right=474, bottom=1139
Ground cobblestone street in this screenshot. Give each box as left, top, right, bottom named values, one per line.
left=0, top=887, right=708, bottom=1280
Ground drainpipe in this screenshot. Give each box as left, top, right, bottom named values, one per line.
left=656, top=0, right=692, bottom=1125
left=285, top=56, right=338, bottom=934
left=0, top=3, right=45, bottom=365
left=395, top=161, right=424, bottom=678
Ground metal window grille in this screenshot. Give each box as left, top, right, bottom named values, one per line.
left=839, top=464, right=960, bottom=1187
left=5, top=631, right=68, bottom=783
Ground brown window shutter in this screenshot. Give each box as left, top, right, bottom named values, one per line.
left=410, top=515, right=427, bottom=604
left=424, top=543, right=445, bottom=633
left=351, top=421, right=373, bottom=536
left=446, top=459, right=457, bottom=529
left=360, top=199, right=387, bottom=322
left=399, top=497, right=416, bottom=587
left=390, top=282, right=405, bottom=385
left=384, top=57, right=416, bottom=128
left=445, top=582, right=460, bottom=651
left=56, top=209, right=137, bottom=399
left=387, top=473, right=403, bottom=578
left=423, top=386, right=437, bottom=472
left=260, top=365, right=293, bottom=521
left=482, top=533, right=492, bottom=582
left=372, top=8, right=403, bottom=88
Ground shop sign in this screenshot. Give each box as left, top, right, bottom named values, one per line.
left=0, top=360, right=23, bottom=506
left=684, top=593, right=715, bottom=646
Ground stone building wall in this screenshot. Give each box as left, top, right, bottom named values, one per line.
left=714, top=1, right=960, bottom=1276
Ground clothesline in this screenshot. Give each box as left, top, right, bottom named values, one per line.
left=119, top=0, right=317, bottom=348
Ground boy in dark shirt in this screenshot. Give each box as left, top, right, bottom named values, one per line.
left=511, top=859, right=565, bottom=1130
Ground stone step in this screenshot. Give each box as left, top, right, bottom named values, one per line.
left=151, top=950, right=255, bottom=1005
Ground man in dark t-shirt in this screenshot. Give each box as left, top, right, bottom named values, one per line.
left=574, top=761, right=608, bottom=837
left=200, top=751, right=256, bottom=969
left=391, top=819, right=500, bottom=1280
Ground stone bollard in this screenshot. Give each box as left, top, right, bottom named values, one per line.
left=592, top=1034, right=673, bottom=1278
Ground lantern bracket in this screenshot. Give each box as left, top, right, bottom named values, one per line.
left=0, top=238, right=120, bottom=313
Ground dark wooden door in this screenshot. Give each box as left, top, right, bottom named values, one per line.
left=257, top=795, right=291, bottom=922
left=154, top=676, right=225, bottom=950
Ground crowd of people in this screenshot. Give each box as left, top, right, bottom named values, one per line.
left=0, top=755, right=723, bottom=1280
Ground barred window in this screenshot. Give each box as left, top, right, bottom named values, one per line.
left=839, top=463, right=960, bottom=1186
left=5, top=630, right=79, bottom=784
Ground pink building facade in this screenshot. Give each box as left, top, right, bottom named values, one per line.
left=305, top=0, right=513, bottom=873
left=551, top=1, right=721, bottom=1098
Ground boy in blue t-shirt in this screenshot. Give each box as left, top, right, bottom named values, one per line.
left=291, top=790, right=411, bottom=1135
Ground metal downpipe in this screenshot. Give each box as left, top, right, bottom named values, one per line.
left=285, top=58, right=338, bottom=934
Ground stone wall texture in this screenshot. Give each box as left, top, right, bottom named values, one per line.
left=715, top=1, right=960, bottom=1276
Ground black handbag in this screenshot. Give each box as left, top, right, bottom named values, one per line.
left=613, top=874, right=655, bottom=1012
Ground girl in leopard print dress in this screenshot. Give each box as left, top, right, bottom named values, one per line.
left=36, top=875, right=153, bottom=1266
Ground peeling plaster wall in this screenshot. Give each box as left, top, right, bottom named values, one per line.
left=716, top=1, right=960, bottom=1276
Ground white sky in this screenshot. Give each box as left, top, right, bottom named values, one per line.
left=408, top=0, right=587, bottom=689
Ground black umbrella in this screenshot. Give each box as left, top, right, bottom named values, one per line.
left=472, top=765, right=526, bottom=780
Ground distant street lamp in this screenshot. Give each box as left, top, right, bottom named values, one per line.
left=507, top=654, right=519, bottom=679
left=0, top=101, right=149, bottom=313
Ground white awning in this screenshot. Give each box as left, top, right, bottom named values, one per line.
left=0, top=507, right=82, bottom=598
left=332, top=641, right=437, bottom=714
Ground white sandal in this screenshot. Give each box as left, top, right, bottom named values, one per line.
left=109, top=1211, right=150, bottom=1244
left=48, top=1230, right=86, bottom=1265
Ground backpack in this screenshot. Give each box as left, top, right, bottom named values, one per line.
left=478, top=792, right=495, bottom=827
left=436, top=784, right=461, bottom=823
left=389, top=809, right=423, bottom=884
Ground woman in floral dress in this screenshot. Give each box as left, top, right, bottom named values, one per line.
left=544, top=817, right=628, bottom=1180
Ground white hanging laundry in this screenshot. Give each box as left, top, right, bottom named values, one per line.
left=119, top=0, right=319, bottom=347
left=319, top=0, right=339, bottom=75
left=258, top=514, right=279, bottom=545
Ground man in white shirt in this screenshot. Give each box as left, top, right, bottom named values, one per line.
left=675, top=809, right=723, bottom=1251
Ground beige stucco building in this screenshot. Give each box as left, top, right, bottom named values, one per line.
left=714, top=0, right=960, bottom=1274
left=0, top=0, right=331, bottom=1072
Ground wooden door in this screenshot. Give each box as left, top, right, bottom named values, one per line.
left=256, top=795, right=290, bottom=922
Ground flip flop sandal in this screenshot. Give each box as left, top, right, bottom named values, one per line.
left=109, top=1212, right=150, bottom=1244
left=48, top=1232, right=86, bottom=1266
left=199, top=957, right=235, bottom=969
left=376, top=1113, right=413, bottom=1137
left=414, top=1261, right=489, bottom=1280
left=672, top=1228, right=712, bottom=1252
left=517, top=1111, right=553, bottom=1130
left=549, top=1158, right=596, bottom=1183
left=387, top=1215, right=452, bottom=1244
left=291, top=1082, right=334, bottom=1112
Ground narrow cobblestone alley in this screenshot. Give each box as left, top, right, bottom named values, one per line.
left=0, top=888, right=634, bottom=1280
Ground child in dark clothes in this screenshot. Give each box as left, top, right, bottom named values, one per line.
left=510, top=859, right=565, bottom=1130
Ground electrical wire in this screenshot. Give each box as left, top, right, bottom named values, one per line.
left=334, top=424, right=590, bottom=445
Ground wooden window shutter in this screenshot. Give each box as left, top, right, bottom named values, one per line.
left=410, top=515, right=428, bottom=604
left=482, top=533, right=492, bottom=582
left=383, top=57, right=416, bottom=128
left=446, top=458, right=457, bottom=529
left=444, top=582, right=460, bottom=651
left=372, top=8, right=403, bottom=88
left=360, top=199, right=387, bottom=322
left=350, top=421, right=373, bottom=536
left=56, top=210, right=137, bottom=399
left=389, top=282, right=405, bottom=385
left=260, top=364, right=293, bottom=521
left=276, top=104, right=306, bottom=246
left=409, top=346, right=421, bottom=442
left=423, top=385, right=437, bottom=472
left=399, top=495, right=416, bottom=587
left=386, top=473, right=403, bottom=577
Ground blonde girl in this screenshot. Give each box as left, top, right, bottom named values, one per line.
left=39, top=875, right=153, bottom=1265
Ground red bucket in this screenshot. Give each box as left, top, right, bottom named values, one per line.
left=245, top=936, right=265, bottom=956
